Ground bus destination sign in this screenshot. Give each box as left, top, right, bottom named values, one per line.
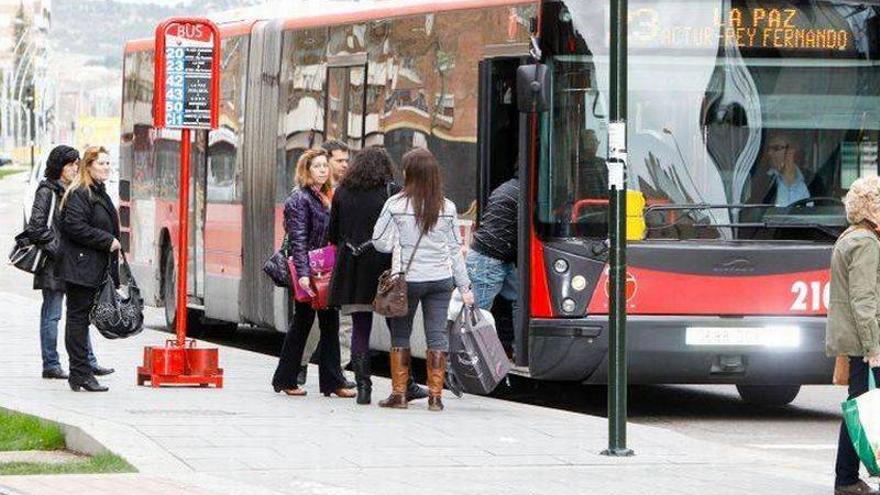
left=630, top=5, right=852, bottom=52
left=154, top=19, right=220, bottom=130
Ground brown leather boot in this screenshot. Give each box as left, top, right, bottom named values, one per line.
left=379, top=347, right=409, bottom=409
left=426, top=349, right=446, bottom=411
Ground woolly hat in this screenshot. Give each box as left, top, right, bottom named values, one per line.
left=44, top=145, right=80, bottom=180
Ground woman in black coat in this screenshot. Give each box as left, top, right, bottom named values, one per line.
left=27, top=145, right=111, bottom=380
left=60, top=146, right=121, bottom=392
left=327, top=146, right=401, bottom=404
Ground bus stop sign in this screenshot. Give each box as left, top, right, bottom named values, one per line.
left=153, top=19, right=220, bottom=130
left=139, top=18, right=222, bottom=389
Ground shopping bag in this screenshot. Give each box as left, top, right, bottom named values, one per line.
left=288, top=258, right=312, bottom=303
left=308, top=245, right=336, bottom=274
left=448, top=306, right=510, bottom=395
left=310, top=273, right=332, bottom=310
left=842, top=369, right=880, bottom=475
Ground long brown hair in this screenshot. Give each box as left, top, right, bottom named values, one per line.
left=402, top=148, right=444, bottom=234
left=61, top=145, right=108, bottom=209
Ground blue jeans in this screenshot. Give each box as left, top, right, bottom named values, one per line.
left=41, top=289, right=97, bottom=372
left=466, top=250, right=519, bottom=351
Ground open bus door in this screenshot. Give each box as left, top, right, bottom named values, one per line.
left=477, top=48, right=530, bottom=366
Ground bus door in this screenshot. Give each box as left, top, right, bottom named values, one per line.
left=190, top=130, right=208, bottom=301
left=477, top=48, right=529, bottom=364
left=325, top=53, right=367, bottom=150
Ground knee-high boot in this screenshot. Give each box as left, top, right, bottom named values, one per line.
left=426, top=349, right=446, bottom=411
left=379, top=347, right=409, bottom=409
left=351, top=352, right=372, bottom=405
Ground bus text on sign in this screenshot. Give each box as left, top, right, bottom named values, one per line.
left=153, top=19, right=220, bottom=130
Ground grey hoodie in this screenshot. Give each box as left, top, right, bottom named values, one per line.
left=372, top=193, right=470, bottom=290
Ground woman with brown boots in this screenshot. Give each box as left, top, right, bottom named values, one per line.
left=371, top=148, right=474, bottom=411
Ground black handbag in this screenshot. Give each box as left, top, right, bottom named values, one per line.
left=263, top=235, right=292, bottom=288
left=90, top=252, right=144, bottom=339
left=8, top=191, right=57, bottom=274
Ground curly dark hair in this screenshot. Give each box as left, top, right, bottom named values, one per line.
left=338, top=146, right=395, bottom=191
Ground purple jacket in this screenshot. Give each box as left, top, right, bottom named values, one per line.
left=284, top=187, right=330, bottom=279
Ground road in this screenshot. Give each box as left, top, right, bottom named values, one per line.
left=0, top=169, right=844, bottom=470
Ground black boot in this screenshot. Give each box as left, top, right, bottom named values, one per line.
left=351, top=352, right=372, bottom=405
left=69, top=377, right=108, bottom=392
left=405, top=371, right=428, bottom=402
left=297, top=365, right=308, bottom=386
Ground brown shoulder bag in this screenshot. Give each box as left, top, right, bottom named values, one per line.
left=373, top=232, right=424, bottom=317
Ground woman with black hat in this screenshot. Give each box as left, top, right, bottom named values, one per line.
left=26, top=145, right=113, bottom=380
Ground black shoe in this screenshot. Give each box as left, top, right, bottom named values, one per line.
left=297, top=365, right=308, bottom=386
left=351, top=353, right=372, bottom=405
left=69, top=377, right=108, bottom=392
left=405, top=373, right=428, bottom=402
left=42, top=368, right=68, bottom=380
left=91, top=365, right=115, bottom=376
left=835, top=481, right=880, bottom=495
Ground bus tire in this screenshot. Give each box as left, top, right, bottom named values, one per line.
left=735, top=384, right=800, bottom=406
left=162, top=244, right=199, bottom=334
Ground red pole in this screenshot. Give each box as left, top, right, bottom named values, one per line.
left=175, top=128, right=191, bottom=347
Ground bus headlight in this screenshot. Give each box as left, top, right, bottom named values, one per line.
left=561, top=298, right=577, bottom=314
left=571, top=275, right=587, bottom=292
left=553, top=258, right=569, bottom=273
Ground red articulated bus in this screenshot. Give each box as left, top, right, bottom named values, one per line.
left=121, top=0, right=876, bottom=405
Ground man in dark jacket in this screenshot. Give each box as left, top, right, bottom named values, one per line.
left=467, top=176, right=520, bottom=355
left=27, top=145, right=113, bottom=379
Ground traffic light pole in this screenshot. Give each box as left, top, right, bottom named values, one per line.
left=602, top=0, right=633, bottom=457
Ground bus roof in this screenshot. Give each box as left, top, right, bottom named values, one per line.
left=123, top=0, right=534, bottom=53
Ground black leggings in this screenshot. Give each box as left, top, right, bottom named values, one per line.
left=272, top=301, right=345, bottom=394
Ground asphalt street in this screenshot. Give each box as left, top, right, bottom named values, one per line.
left=0, top=168, right=844, bottom=471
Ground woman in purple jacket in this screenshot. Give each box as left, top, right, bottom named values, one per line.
left=271, top=149, right=354, bottom=398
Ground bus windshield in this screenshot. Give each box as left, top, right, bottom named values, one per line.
left=538, top=0, right=880, bottom=241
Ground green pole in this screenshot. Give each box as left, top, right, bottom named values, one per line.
left=602, top=0, right=633, bottom=457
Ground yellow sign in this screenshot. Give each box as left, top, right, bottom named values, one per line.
left=630, top=6, right=851, bottom=51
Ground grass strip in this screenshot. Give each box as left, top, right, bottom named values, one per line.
left=0, top=412, right=65, bottom=451
left=0, top=452, right=136, bottom=476
left=0, top=168, right=26, bottom=180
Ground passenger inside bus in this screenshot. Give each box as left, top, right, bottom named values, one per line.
left=761, top=134, right=810, bottom=207
left=573, top=129, right=608, bottom=201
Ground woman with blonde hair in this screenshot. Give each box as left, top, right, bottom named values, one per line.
left=59, top=146, right=119, bottom=392
left=271, top=149, right=354, bottom=398
left=827, top=175, right=880, bottom=495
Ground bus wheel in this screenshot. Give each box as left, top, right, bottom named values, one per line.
left=162, top=245, right=199, bottom=334
left=735, top=385, right=800, bottom=406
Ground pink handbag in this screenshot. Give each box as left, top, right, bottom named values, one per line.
left=308, top=245, right=337, bottom=274
left=287, top=257, right=312, bottom=303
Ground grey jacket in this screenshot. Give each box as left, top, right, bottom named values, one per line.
left=826, top=226, right=880, bottom=358
left=372, top=193, right=470, bottom=290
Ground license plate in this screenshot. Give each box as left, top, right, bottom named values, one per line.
left=685, top=326, right=800, bottom=347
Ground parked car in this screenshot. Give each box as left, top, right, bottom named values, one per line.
left=0, top=152, right=13, bottom=166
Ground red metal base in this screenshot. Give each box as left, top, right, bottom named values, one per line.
left=137, top=340, right=223, bottom=388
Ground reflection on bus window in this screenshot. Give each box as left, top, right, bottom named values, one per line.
left=537, top=0, right=877, bottom=241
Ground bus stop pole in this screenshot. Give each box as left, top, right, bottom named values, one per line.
left=603, top=0, right=634, bottom=457
left=175, top=127, right=191, bottom=347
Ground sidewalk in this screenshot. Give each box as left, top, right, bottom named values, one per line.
left=0, top=286, right=834, bottom=495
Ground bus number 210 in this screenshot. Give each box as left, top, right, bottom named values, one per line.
left=790, top=281, right=830, bottom=312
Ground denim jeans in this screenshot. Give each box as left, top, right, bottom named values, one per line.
left=388, top=278, right=454, bottom=351
left=466, top=250, right=519, bottom=350
left=835, top=357, right=880, bottom=486
left=41, top=289, right=97, bottom=373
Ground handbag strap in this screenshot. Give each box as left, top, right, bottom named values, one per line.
left=47, top=190, right=57, bottom=229
left=403, top=232, right=424, bottom=275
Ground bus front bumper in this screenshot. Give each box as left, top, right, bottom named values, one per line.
left=528, top=315, right=833, bottom=384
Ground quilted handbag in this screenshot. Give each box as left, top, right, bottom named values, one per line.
left=263, top=235, right=292, bottom=288
left=89, top=252, right=144, bottom=339
left=8, top=192, right=57, bottom=274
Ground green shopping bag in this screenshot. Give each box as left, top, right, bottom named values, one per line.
left=842, top=368, right=880, bottom=476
